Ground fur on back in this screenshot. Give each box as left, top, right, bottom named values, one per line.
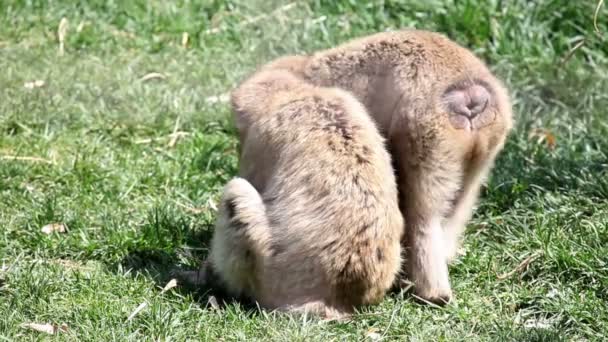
left=223, top=69, right=403, bottom=313
left=253, top=29, right=513, bottom=304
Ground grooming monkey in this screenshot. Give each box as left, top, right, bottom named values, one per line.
left=206, top=69, right=403, bottom=318
left=261, top=30, right=514, bottom=304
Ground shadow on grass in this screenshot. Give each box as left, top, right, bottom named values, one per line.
left=479, top=135, right=608, bottom=214
left=116, top=205, right=257, bottom=311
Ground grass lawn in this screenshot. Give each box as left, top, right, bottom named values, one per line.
left=1, top=0, right=607, bottom=340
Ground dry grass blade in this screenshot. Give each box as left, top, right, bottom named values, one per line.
left=560, top=39, right=586, bottom=67
left=168, top=117, right=181, bottom=148
left=1, top=155, right=55, bottom=164
left=181, top=32, right=189, bottom=47
left=23, top=80, right=45, bottom=89
left=51, top=259, right=95, bottom=272
left=139, top=72, right=166, bottom=82
left=177, top=204, right=205, bottom=214
left=207, top=198, right=218, bottom=212
left=134, top=131, right=189, bottom=145
left=1, top=262, right=8, bottom=290
left=364, top=328, right=381, bottom=341
left=529, top=128, right=557, bottom=150
left=21, top=323, right=68, bottom=335
left=161, top=279, right=178, bottom=294
left=174, top=197, right=218, bottom=214
left=497, top=251, right=542, bottom=280
left=594, top=0, right=605, bottom=34
left=57, top=17, right=68, bottom=55
left=21, top=323, right=55, bottom=334
left=205, top=93, right=229, bottom=104
left=380, top=303, right=400, bottom=340
left=76, top=21, right=87, bottom=33
left=410, top=294, right=443, bottom=309
left=127, top=302, right=148, bottom=321
left=41, top=223, right=68, bottom=234
left=134, top=138, right=153, bottom=144
left=397, top=278, right=414, bottom=293
left=207, top=296, right=220, bottom=310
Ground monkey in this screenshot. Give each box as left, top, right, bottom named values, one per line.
left=205, top=69, right=404, bottom=319
left=258, top=29, right=514, bottom=304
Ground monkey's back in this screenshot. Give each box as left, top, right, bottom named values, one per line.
left=249, top=86, right=403, bottom=309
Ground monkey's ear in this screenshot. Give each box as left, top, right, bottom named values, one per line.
left=260, top=55, right=310, bottom=77
left=230, top=87, right=256, bottom=134
left=229, top=69, right=303, bottom=133
left=231, top=108, right=250, bottom=134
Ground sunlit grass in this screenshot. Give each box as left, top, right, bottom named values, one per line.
left=1, top=0, right=607, bottom=340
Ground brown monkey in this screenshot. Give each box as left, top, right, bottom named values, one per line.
left=261, top=30, right=513, bottom=304
left=207, top=69, right=403, bottom=319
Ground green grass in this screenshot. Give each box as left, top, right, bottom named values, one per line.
left=1, top=0, right=607, bottom=340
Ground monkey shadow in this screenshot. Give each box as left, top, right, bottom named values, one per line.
left=117, top=228, right=259, bottom=313
left=479, top=139, right=608, bottom=213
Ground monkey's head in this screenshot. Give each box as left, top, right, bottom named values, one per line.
left=231, top=69, right=305, bottom=133
left=232, top=70, right=303, bottom=114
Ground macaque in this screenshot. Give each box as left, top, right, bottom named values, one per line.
left=261, top=29, right=513, bottom=304
left=207, top=69, right=403, bottom=319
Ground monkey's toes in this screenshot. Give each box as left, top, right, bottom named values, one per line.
left=413, top=287, right=453, bottom=306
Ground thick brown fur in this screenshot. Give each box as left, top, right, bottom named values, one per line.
left=208, top=70, right=403, bottom=319
left=260, top=29, right=514, bottom=304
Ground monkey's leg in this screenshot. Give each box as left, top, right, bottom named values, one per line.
left=403, top=201, right=453, bottom=305
left=440, top=83, right=506, bottom=261
left=390, top=133, right=459, bottom=304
